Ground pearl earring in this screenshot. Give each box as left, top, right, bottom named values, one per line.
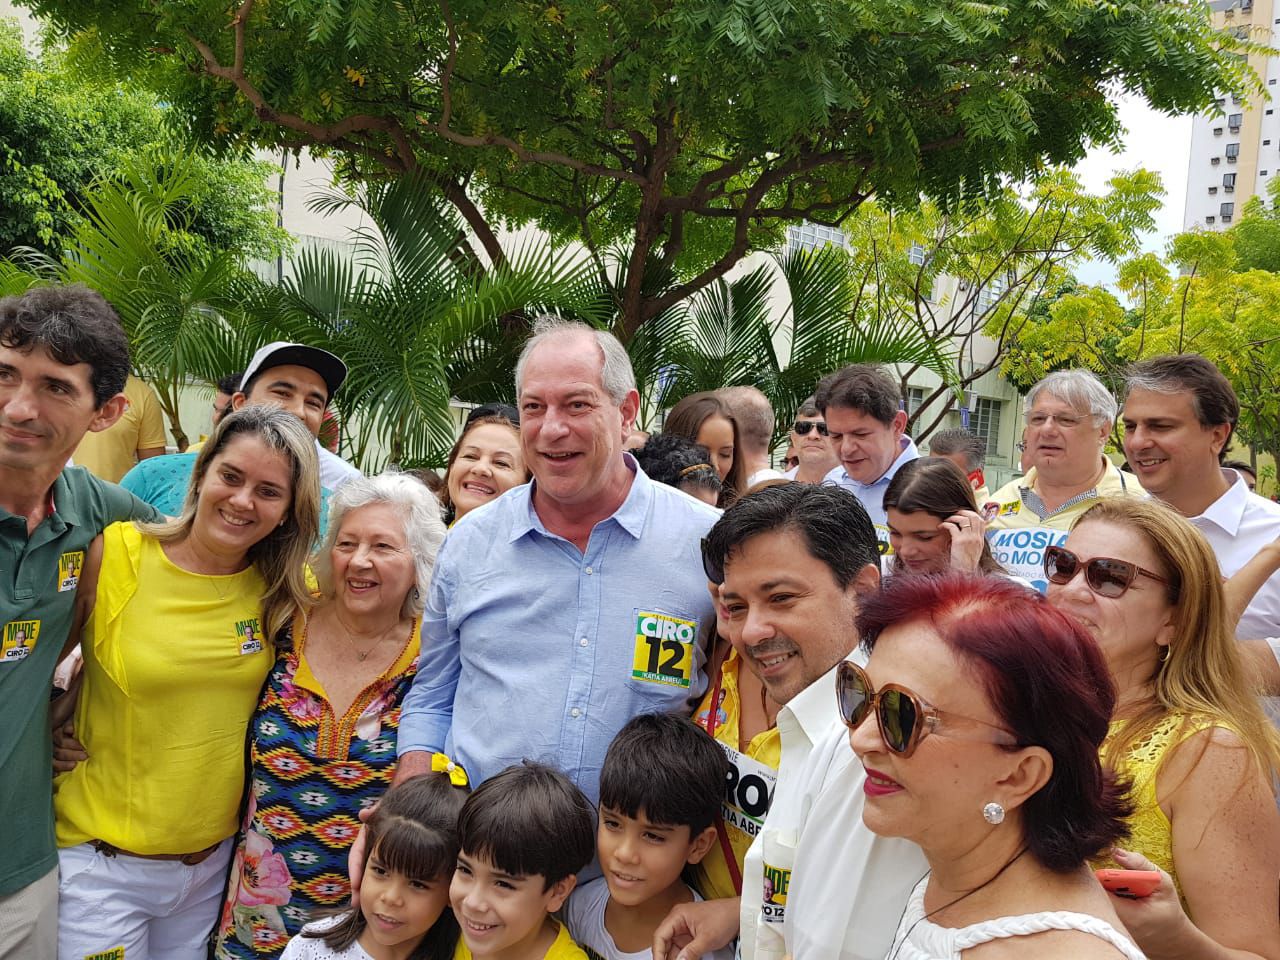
left=983, top=802, right=1005, bottom=825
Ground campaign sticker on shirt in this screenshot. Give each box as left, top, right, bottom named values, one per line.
left=631, top=610, right=696, bottom=688
left=236, top=617, right=263, bottom=656
left=58, top=550, right=84, bottom=592
left=760, top=861, right=791, bottom=924
left=1, top=619, right=39, bottom=663
left=85, top=948, right=125, bottom=960
left=873, top=524, right=894, bottom=557
left=985, top=525, right=1067, bottom=593
left=717, top=741, right=776, bottom=841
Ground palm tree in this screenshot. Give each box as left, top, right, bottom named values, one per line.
left=243, top=172, right=603, bottom=468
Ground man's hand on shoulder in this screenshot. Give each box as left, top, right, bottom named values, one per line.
left=653, top=895, right=740, bottom=960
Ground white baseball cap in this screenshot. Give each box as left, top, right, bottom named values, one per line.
left=240, top=341, right=348, bottom=402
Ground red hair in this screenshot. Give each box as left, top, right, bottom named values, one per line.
left=856, top=572, right=1131, bottom=872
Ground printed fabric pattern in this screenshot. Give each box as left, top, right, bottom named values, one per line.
left=216, top=635, right=417, bottom=959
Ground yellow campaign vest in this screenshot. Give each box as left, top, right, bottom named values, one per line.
left=54, top=522, right=271, bottom=853
left=690, top=650, right=781, bottom=901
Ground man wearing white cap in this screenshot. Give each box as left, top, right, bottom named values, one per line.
left=120, top=342, right=359, bottom=518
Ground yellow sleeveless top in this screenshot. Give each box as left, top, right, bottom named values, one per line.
left=54, top=521, right=271, bottom=853
left=1093, top=712, right=1218, bottom=902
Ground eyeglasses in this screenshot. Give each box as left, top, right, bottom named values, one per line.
left=835, top=661, right=1018, bottom=758
left=1042, top=545, right=1170, bottom=599
left=701, top=538, right=724, bottom=585
left=793, top=420, right=829, bottom=437
left=1025, top=411, right=1085, bottom=429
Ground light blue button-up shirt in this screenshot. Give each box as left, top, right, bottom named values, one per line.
left=822, top=437, right=920, bottom=545
left=398, top=457, right=720, bottom=807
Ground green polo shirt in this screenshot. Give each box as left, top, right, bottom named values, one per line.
left=0, top=466, right=160, bottom=896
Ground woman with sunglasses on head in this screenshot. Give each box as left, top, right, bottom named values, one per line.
left=1046, top=497, right=1280, bottom=960
left=785, top=396, right=839, bottom=484
left=883, top=457, right=1009, bottom=578
left=844, top=572, right=1144, bottom=959
left=440, top=412, right=528, bottom=525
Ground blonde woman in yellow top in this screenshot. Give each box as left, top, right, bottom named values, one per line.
left=1046, top=497, right=1280, bottom=960
left=53, top=405, right=321, bottom=960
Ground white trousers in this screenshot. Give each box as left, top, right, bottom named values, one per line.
left=58, top=839, right=233, bottom=960
left=0, top=865, right=57, bottom=960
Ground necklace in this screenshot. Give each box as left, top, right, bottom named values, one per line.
left=300, top=611, right=418, bottom=663
left=888, top=847, right=1029, bottom=960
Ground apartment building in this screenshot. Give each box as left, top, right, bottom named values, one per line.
left=1184, top=0, right=1280, bottom=230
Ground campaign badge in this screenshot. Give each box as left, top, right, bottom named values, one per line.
left=631, top=610, right=696, bottom=688
left=2, top=619, right=40, bottom=662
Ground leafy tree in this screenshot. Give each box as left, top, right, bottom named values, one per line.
left=0, top=18, right=287, bottom=258
left=22, top=0, right=1255, bottom=334
left=1231, top=176, right=1280, bottom=274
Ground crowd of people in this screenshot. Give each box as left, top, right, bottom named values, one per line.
left=0, top=281, right=1278, bottom=960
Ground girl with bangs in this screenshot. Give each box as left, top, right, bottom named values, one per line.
left=284, top=771, right=470, bottom=960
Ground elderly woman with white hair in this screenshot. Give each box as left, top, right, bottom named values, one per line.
left=983, top=370, right=1142, bottom=587
left=215, top=472, right=447, bottom=959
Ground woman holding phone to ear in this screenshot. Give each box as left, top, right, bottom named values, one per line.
left=1047, top=498, right=1280, bottom=960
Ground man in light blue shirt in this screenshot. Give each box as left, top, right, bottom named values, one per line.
left=816, top=364, right=919, bottom=551
left=395, top=320, right=720, bottom=804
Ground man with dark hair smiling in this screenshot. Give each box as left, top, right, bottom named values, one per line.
left=656, top=483, right=924, bottom=960
left=0, top=284, right=160, bottom=960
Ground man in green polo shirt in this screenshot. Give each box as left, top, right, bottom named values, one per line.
left=0, top=284, right=161, bottom=960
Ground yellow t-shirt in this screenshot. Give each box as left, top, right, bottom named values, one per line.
left=984, top=460, right=1141, bottom=532
left=73, top=375, right=169, bottom=483
left=689, top=650, right=781, bottom=901
left=456, top=920, right=588, bottom=959
left=54, top=522, right=271, bottom=853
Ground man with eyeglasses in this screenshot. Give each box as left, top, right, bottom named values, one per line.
left=655, top=483, right=924, bottom=960
left=1121, top=354, right=1280, bottom=695
left=782, top=396, right=838, bottom=485
left=983, top=370, right=1140, bottom=589
left=815, top=364, right=919, bottom=552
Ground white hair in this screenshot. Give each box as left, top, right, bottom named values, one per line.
left=311, top=471, right=447, bottom=619
left=514, top=316, right=635, bottom=404
left=1025, top=369, right=1118, bottom=428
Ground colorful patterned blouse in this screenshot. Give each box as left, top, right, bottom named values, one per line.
left=215, top=615, right=420, bottom=959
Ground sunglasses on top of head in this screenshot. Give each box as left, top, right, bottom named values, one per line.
left=1042, top=545, right=1170, bottom=599
left=835, top=660, right=1018, bottom=758
left=793, top=420, right=829, bottom=437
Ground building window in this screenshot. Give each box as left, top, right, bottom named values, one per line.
left=786, top=222, right=848, bottom=254
left=1226, top=142, right=1241, bottom=161
left=1207, top=216, right=1216, bottom=224
left=907, top=243, right=927, bottom=266
left=971, top=398, right=1003, bottom=457
left=907, top=387, right=926, bottom=416
left=1221, top=202, right=1235, bottom=222
left=1229, top=113, right=1244, bottom=130
left=1224, top=172, right=1237, bottom=190
left=1266, top=140, right=1273, bottom=146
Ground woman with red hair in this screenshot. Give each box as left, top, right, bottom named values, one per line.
left=844, top=572, right=1143, bottom=959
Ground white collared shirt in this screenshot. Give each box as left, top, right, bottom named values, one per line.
left=317, top=442, right=361, bottom=492
left=739, top=655, right=927, bottom=960
left=1186, top=469, right=1280, bottom=671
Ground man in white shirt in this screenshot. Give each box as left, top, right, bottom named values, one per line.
left=719, top=386, right=786, bottom=488
left=654, top=483, right=924, bottom=960
left=1122, top=353, right=1280, bottom=690
left=815, top=365, right=919, bottom=551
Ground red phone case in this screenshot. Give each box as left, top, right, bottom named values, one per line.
left=1095, top=868, right=1161, bottom=898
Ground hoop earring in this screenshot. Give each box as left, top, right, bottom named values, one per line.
left=1159, top=645, right=1170, bottom=663
left=983, top=802, right=1005, bottom=825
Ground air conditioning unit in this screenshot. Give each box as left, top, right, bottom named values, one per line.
left=1230, top=126, right=1241, bottom=134
left=1215, top=127, right=1224, bottom=136
left=1210, top=186, right=1219, bottom=194
left=1228, top=155, right=1238, bottom=163
left=1225, top=184, right=1234, bottom=193
left=1212, top=157, right=1221, bottom=165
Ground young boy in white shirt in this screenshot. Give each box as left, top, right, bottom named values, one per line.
left=563, top=713, right=735, bottom=960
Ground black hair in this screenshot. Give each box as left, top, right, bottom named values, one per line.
left=813, top=363, right=901, bottom=426
left=307, top=773, right=469, bottom=960
left=703, top=482, right=880, bottom=584
left=1125, top=354, right=1239, bottom=464
left=634, top=433, right=723, bottom=501
left=0, top=284, right=130, bottom=406
left=216, top=370, right=243, bottom=395
left=1223, top=459, right=1256, bottom=481
left=457, top=761, right=595, bottom=890
left=599, top=713, right=729, bottom=835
